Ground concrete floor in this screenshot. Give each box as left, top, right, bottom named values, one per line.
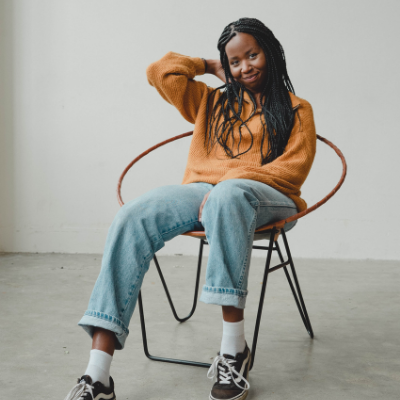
left=0, top=253, right=399, bottom=400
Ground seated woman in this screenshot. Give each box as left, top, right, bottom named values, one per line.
left=64, top=17, right=316, bottom=400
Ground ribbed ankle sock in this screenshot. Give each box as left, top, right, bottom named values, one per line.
left=84, top=349, right=113, bottom=387
left=220, top=319, right=246, bottom=357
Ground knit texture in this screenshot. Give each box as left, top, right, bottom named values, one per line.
left=146, top=52, right=317, bottom=212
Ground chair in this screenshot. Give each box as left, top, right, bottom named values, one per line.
left=117, top=131, right=347, bottom=370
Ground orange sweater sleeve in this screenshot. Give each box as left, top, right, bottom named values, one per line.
left=218, top=102, right=317, bottom=211
left=146, top=51, right=211, bottom=124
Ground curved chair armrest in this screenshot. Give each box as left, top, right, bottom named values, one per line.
left=117, top=132, right=347, bottom=236
left=254, top=134, right=347, bottom=234
left=117, top=131, right=193, bottom=207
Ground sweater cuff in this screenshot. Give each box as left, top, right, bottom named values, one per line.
left=192, top=57, right=206, bottom=76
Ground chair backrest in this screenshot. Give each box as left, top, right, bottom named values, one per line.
left=117, top=131, right=347, bottom=236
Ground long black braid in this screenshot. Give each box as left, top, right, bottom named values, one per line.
left=205, top=18, right=295, bottom=165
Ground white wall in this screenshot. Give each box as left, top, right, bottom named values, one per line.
left=0, top=0, right=399, bottom=259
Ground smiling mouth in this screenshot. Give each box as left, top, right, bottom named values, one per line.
left=243, top=73, right=259, bottom=82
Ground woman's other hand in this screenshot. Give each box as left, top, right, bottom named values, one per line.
left=205, top=59, right=226, bottom=84
left=198, top=191, right=211, bottom=222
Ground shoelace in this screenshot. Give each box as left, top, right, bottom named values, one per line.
left=207, top=355, right=250, bottom=391
left=63, top=378, right=94, bottom=400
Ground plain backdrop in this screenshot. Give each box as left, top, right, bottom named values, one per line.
left=0, top=0, right=399, bottom=259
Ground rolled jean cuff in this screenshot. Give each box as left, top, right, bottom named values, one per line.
left=78, top=310, right=129, bottom=350
left=199, top=285, right=247, bottom=309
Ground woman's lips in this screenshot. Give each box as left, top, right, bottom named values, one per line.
left=243, top=72, right=259, bottom=82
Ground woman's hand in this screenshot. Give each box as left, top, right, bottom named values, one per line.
left=205, top=59, right=226, bottom=84
left=198, top=191, right=211, bottom=222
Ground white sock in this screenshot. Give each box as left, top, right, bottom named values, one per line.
left=220, top=319, right=246, bottom=357
left=84, top=349, right=113, bottom=387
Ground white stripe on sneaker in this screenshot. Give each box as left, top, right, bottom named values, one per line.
left=234, top=351, right=250, bottom=384
left=93, top=392, right=115, bottom=400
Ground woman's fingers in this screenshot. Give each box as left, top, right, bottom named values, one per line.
left=214, top=60, right=226, bottom=83
left=205, top=59, right=226, bottom=83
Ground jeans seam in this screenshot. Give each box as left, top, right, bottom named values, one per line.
left=237, top=205, right=257, bottom=290
left=120, top=246, right=160, bottom=318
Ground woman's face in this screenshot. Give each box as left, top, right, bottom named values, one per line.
left=225, top=32, right=267, bottom=94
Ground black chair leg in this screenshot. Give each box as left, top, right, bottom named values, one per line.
left=138, top=229, right=313, bottom=370
left=249, top=227, right=277, bottom=370
left=153, top=239, right=205, bottom=322
left=277, top=231, right=314, bottom=338
left=138, top=239, right=211, bottom=368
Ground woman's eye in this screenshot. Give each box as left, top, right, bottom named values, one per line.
left=249, top=53, right=257, bottom=59
left=231, top=61, right=239, bottom=66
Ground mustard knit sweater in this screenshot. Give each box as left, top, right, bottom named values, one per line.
left=147, top=52, right=317, bottom=212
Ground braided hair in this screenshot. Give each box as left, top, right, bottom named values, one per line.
left=206, top=18, right=295, bottom=165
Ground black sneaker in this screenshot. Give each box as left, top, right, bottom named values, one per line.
left=207, top=344, right=251, bottom=400
left=63, top=375, right=116, bottom=400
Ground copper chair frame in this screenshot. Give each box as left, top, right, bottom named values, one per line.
left=117, top=131, right=347, bottom=370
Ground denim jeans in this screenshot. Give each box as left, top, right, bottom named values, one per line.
left=78, top=179, right=298, bottom=349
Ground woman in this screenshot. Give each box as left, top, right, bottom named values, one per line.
left=64, top=17, right=316, bottom=400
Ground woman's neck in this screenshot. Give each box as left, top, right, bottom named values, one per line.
left=253, top=92, right=262, bottom=109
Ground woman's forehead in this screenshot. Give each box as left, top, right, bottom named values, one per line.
left=225, top=32, right=260, bottom=59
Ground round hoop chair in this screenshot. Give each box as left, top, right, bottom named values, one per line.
left=117, top=131, right=347, bottom=370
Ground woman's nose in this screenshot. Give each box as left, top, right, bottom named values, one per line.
left=241, top=61, right=252, bottom=74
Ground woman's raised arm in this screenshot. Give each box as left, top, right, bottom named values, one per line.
left=203, top=58, right=226, bottom=84
left=147, top=52, right=215, bottom=124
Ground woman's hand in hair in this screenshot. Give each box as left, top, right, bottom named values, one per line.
left=198, top=191, right=211, bottom=222
left=205, top=59, right=226, bottom=84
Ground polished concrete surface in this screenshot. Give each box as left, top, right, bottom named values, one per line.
left=0, top=252, right=399, bottom=399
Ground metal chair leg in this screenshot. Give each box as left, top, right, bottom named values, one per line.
left=278, top=231, right=314, bottom=338
left=138, top=239, right=211, bottom=368
left=153, top=239, right=205, bottom=322
left=249, top=227, right=277, bottom=370
left=275, top=242, right=308, bottom=329
left=138, top=229, right=313, bottom=370
left=138, top=290, right=211, bottom=368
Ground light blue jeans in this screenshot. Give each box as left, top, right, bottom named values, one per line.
left=78, top=179, right=298, bottom=349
